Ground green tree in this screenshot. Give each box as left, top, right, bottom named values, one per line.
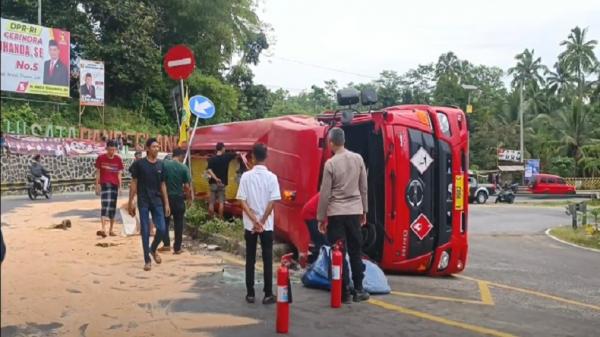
left=539, top=101, right=596, bottom=175
left=435, top=52, right=461, bottom=80
left=559, top=26, right=599, bottom=98
left=187, top=72, right=240, bottom=124
left=375, top=71, right=403, bottom=107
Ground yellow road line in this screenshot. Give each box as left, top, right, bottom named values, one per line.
left=458, top=275, right=600, bottom=311
left=478, top=281, right=495, bottom=305
left=368, top=299, right=518, bottom=337
left=391, top=291, right=489, bottom=305
left=391, top=280, right=495, bottom=306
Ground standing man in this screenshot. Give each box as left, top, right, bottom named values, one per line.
left=207, top=142, right=237, bottom=218
left=159, top=148, right=191, bottom=254
left=128, top=138, right=171, bottom=271
left=43, top=40, right=69, bottom=86
left=95, top=140, right=124, bottom=238
left=317, top=127, right=370, bottom=303
left=236, top=143, right=281, bottom=304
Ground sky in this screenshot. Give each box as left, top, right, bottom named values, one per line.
left=251, top=0, right=600, bottom=94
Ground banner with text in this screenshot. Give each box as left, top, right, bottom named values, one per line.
left=497, top=148, right=522, bottom=162
left=1, top=18, right=70, bottom=97
left=4, top=135, right=105, bottom=157
left=79, top=59, right=104, bottom=106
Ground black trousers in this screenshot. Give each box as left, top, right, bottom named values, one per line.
left=327, top=215, right=365, bottom=292
left=245, top=230, right=273, bottom=297
left=163, top=195, right=186, bottom=252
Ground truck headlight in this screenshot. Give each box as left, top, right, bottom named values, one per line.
left=438, top=250, right=450, bottom=270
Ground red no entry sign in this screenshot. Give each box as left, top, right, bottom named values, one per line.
left=163, top=45, right=196, bottom=80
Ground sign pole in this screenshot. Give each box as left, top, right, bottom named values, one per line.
left=184, top=117, right=199, bottom=164
left=178, top=79, right=185, bottom=128
left=184, top=117, right=199, bottom=201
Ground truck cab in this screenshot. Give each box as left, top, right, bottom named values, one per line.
left=189, top=89, right=469, bottom=275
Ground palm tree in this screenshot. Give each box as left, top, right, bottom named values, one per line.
left=508, top=49, right=548, bottom=91
left=508, top=49, right=548, bottom=161
left=559, top=26, right=599, bottom=98
left=546, top=61, right=576, bottom=98
left=539, top=101, right=597, bottom=175
left=435, top=52, right=461, bottom=80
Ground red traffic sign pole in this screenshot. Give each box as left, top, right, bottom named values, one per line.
left=163, top=44, right=196, bottom=129
left=163, top=45, right=196, bottom=80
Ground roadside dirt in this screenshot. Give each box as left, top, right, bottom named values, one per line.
left=1, top=198, right=258, bottom=336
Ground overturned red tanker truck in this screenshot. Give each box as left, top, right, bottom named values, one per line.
left=189, top=90, right=469, bottom=275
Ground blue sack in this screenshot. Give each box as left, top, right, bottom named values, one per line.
left=301, top=246, right=391, bottom=294
left=361, top=259, right=391, bottom=294
left=301, top=246, right=331, bottom=290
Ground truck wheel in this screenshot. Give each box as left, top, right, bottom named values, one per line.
left=476, top=191, right=488, bottom=204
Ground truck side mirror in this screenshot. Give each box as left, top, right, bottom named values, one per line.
left=337, top=88, right=360, bottom=106
left=361, top=87, right=378, bottom=106
left=341, top=110, right=354, bottom=125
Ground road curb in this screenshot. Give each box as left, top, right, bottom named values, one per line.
left=544, top=228, right=600, bottom=253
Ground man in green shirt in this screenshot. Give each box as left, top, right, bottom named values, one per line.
left=159, top=148, right=192, bottom=254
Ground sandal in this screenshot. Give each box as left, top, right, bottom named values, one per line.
left=96, top=230, right=107, bottom=238
left=109, top=231, right=117, bottom=237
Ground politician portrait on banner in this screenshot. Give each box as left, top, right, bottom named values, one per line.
left=79, top=60, right=105, bottom=106
left=1, top=18, right=70, bottom=97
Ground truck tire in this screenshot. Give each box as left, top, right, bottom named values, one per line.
left=476, top=191, right=488, bottom=204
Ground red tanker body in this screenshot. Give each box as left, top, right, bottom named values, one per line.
left=190, top=104, right=469, bottom=275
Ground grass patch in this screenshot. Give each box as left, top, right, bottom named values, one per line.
left=184, top=200, right=244, bottom=242
left=203, top=218, right=245, bottom=242
left=550, top=225, right=600, bottom=250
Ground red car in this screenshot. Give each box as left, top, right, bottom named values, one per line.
left=529, top=174, right=576, bottom=194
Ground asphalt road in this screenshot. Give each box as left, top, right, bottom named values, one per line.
left=1, top=194, right=599, bottom=337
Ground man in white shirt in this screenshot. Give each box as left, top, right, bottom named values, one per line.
left=236, top=143, right=281, bottom=305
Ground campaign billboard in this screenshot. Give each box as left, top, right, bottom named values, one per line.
left=79, top=60, right=104, bottom=106
left=1, top=18, right=70, bottom=97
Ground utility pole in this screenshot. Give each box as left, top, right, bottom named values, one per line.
left=519, top=84, right=525, bottom=185
left=38, top=0, right=42, bottom=25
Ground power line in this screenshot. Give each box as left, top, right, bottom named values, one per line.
left=264, top=55, right=379, bottom=80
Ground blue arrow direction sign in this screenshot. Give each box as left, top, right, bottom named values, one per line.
left=189, top=95, right=216, bottom=119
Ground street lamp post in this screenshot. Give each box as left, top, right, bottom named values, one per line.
left=38, top=0, right=42, bottom=25
left=461, top=84, right=478, bottom=114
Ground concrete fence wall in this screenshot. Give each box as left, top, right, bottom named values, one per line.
left=1, top=152, right=134, bottom=195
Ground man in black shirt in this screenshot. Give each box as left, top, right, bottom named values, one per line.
left=207, top=142, right=237, bottom=218
left=128, top=138, right=171, bottom=271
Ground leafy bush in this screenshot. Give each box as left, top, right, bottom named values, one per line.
left=1, top=100, right=171, bottom=136
left=185, top=201, right=209, bottom=228
left=203, top=217, right=245, bottom=241
left=548, top=157, right=576, bottom=177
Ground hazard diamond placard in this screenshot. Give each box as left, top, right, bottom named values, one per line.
left=410, top=147, right=433, bottom=175
left=410, top=214, right=433, bottom=240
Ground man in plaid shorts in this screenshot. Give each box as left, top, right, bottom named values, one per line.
left=95, top=140, right=124, bottom=238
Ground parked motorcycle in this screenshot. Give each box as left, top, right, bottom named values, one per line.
left=27, top=174, right=52, bottom=200
left=495, top=185, right=515, bottom=204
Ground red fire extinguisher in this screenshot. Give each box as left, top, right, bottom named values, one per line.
left=276, top=253, right=294, bottom=334
left=331, top=240, right=343, bottom=308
